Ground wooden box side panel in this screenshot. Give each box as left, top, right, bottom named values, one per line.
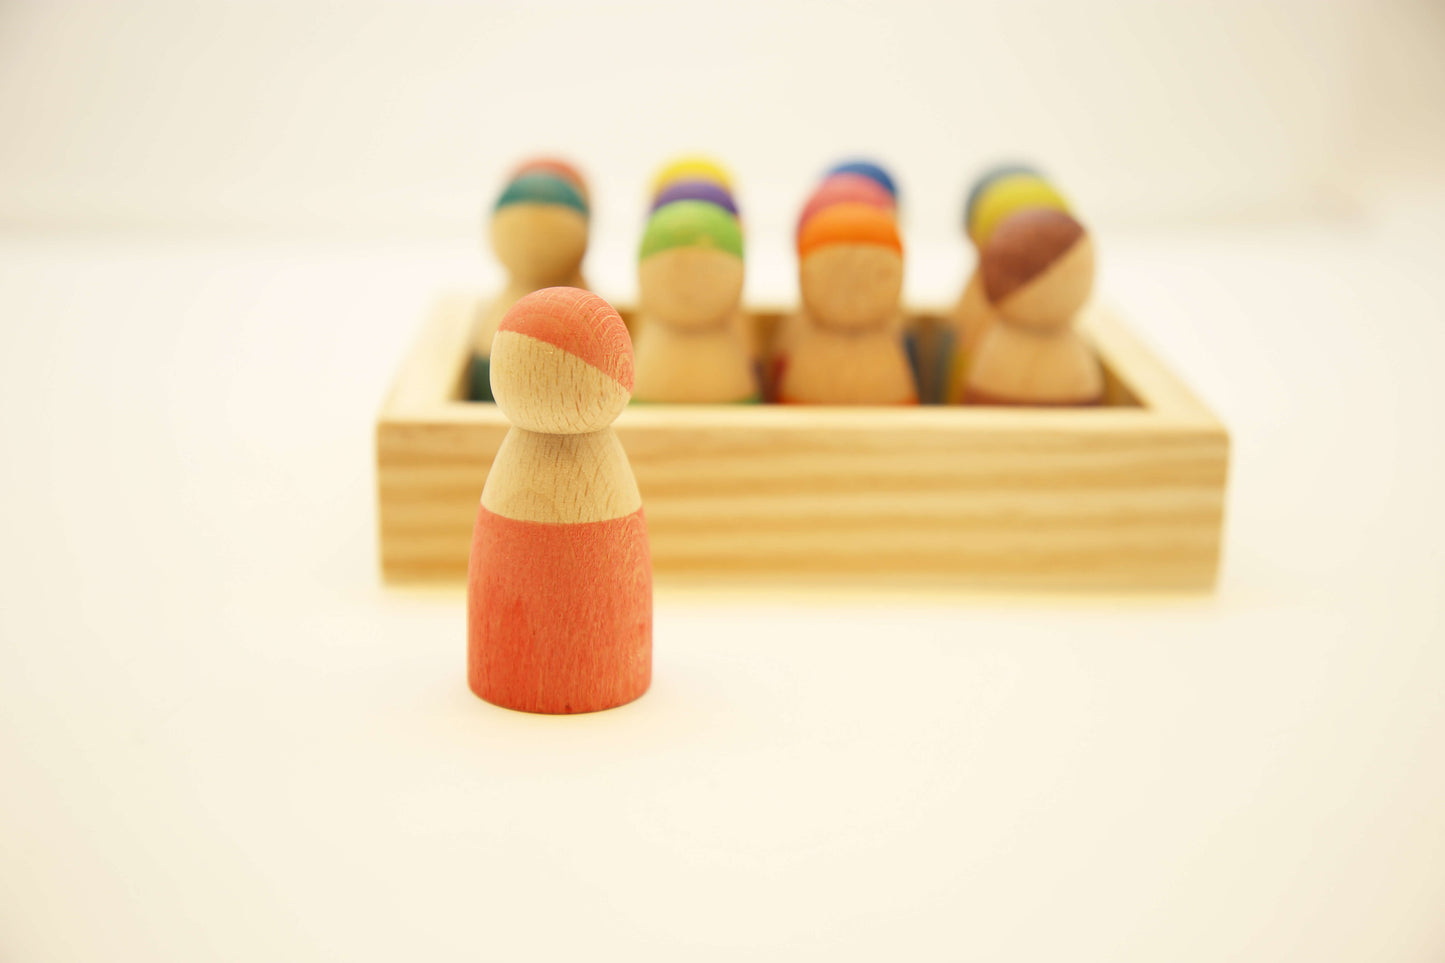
left=630, top=417, right=1226, bottom=589
left=380, top=412, right=1227, bottom=590
left=378, top=418, right=506, bottom=581
left=376, top=293, right=1229, bottom=590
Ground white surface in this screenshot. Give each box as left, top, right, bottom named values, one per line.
left=2, top=203, right=1445, bottom=960
left=6, top=3, right=1445, bottom=956
left=5, top=0, right=1445, bottom=235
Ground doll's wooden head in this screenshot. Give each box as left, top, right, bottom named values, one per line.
left=637, top=200, right=745, bottom=331
left=490, top=173, right=589, bottom=289
left=797, top=202, right=903, bottom=332
left=980, top=208, right=1094, bottom=333
left=488, top=287, right=633, bottom=434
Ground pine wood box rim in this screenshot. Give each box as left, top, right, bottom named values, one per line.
left=377, top=292, right=1230, bottom=591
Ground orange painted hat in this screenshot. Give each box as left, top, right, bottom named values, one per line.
left=797, top=202, right=902, bottom=260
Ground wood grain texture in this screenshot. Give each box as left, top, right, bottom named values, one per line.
left=489, top=331, right=631, bottom=432
left=481, top=427, right=641, bottom=523
left=487, top=286, right=633, bottom=433
left=378, top=295, right=1229, bottom=590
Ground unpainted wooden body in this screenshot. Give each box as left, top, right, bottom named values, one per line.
left=966, top=323, right=1103, bottom=405
left=780, top=325, right=917, bottom=405
left=634, top=324, right=757, bottom=403
left=781, top=241, right=917, bottom=405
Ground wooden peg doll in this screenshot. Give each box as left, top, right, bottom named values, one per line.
left=468, top=287, right=651, bottom=714
left=771, top=172, right=901, bottom=389
left=631, top=201, right=757, bottom=403
left=965, top=208, right=1103, bottom=406
left=466, top=172, right=589, bottom=401
left=777, top=203, right=917, bottom=405
left=644, top=179, right=757, bottom=368
left=944, top=167, right=1070, bottom=402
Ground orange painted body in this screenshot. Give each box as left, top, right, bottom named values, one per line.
left=468, top=506, right=651, bottom=714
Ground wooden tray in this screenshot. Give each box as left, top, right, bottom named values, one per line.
left=376, top=293, right=1229, bottom=591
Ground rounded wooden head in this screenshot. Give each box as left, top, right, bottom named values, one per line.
left=796, top=173, right=896, bottom=240
left=797, top=203, right=903, bottom=331
left=638, top=247, right=744, bottom=331
left=650, top=156, right=733, bottom=197
left=490, top=173, right=589, bottom=287
left=638, top=200, right=744, bottom=330
left=508, top=156, right=589, bottom=204
left=489, top=288, right=634, bottom=434
left=825, top=159, right=898, bottom=201
left=967, top=172, right=1069, bottom=248
left=980, top=208, right=1094, bottom=332
left=649, top=179, right=739, bottom=218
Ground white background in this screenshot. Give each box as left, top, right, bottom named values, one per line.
left=2, top=2, right=1444, bottom=961
left=3, top=0, right=1444, bottom=237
